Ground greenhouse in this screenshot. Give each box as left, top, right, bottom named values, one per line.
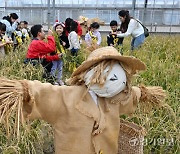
left=0, top=0, right=180, bottom=33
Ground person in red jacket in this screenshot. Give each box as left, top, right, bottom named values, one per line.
left=65, top=18, right=82, bottom=37
left=25, top=24, right=62, bottom=77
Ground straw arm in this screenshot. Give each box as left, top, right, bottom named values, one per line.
left=0, top=78, right=25, bottom=137
left=0, top=79, right=66, bottom=125
left=139, top=85, right=167, bottom=107
left=118, top=85, right=166, bottom=115
left=0, top=78, right=66, bottom=137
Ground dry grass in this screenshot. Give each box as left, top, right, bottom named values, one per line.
left=0, top=35, right=179, bottom=153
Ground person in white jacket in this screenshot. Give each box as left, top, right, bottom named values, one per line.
left=68, top=20, right=80, bottom=56
left=117, top=10, right=145, bottom=51
left=85, top=22, right=102, bottom=47
left=0, top=13, right=18, bottom=39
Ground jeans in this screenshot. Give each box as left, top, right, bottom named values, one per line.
left=131, top=33, right=145, bottom=50
left=71, top=48, right=79, bottom=56
left=51, top=60, right=63, bottom=81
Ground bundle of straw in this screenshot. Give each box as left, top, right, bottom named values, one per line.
left=0, top=78, right=26, bottom=139
left=139, top=85, right=167, bottom=111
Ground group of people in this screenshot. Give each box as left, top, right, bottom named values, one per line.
left=107, top=10, right=146, bottom=50
left=0, top=13, right=30, bottom=58
left=25, top=18, right=102, bottom=85
left=0, top=10, right=147, bottom=85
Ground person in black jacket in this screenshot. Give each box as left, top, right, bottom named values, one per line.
left=107, top=20, right=124, bottom=47
left=50, top=22, right=69, bottom=85
left=56, top=23, right=70, bottom=49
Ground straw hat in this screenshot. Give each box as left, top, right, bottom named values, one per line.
left=79, top=16, right=89, bottom=24
left=86, top=17, right=105, bottom=27
left=71, top=46, right=146, bottom=77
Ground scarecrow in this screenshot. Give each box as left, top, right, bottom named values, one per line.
left=0, top=46, right=166, bottom=154
left=78, top=16, right=105, bottom=36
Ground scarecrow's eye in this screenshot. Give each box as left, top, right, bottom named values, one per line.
left=110, top=74, right=118, bottom=81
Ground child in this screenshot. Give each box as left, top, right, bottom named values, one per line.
left=24, top=21, right=31, bottom=38
left=51, top=22, right=69, bottom=86
left=68, top=20, right=80, bottom=56
left=0, top=22, right=13, bottom=58
left=85, top=22, right=101, bottom=48
left=107, top=20, right=124, bottom=47
left=0, top=22, right=6, bottom=58
left=19, top=21, right=29, bottom=42
left=13, top=22, right=23, bottom=48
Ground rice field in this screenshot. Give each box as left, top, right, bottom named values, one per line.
left=0, top=34, right=179, bottom=154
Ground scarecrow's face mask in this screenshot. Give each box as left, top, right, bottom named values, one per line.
left=84, top=63, right=127, bottom=98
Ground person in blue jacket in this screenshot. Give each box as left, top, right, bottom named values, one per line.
left=1, top=13, right=19, bottom=39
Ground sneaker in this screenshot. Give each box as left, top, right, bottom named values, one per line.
left=53, top=82, right=59, bottom=85
left=58, top=80, right=64, bottom=86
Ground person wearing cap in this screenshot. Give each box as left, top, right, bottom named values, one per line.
left=0, top=46, right=166, bottom=154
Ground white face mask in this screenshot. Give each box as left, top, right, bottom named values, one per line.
left=84, top=63, right=127, bottom=98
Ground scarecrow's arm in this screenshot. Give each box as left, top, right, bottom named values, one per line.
left=22, top=80, right=67, bottom=124
left=0, top=79, right=66, bottom=125
left=119, top=86, right=141, bottom=115
left=119, top=86, right=166, bottom=115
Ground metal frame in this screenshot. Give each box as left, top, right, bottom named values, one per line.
left=0, top=0, right=179, bottom=33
